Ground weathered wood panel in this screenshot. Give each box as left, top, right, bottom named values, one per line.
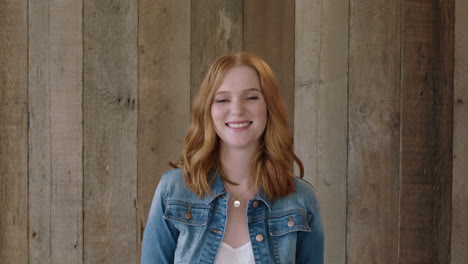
left=29, top=1, right=83, bottom=263
left=0, top=1, right=28, bottom=264
left=83, top=1, right=138, bottom=263
left=190, top=0, right=243, bottom=99
left=400, top=0, right=454, bottom=262
left=49, top=1, right=83, bottom=263
left=295, top=0, right=348, bottom=263
left=244, top=0, right=295, bottom=130
left=137, top=0, right=191, bottom=261
left=452, top=0, right=468, bottom=262
left=28, top=1, right=52, bottom=262
left=347, top=0, right=401, bottom=263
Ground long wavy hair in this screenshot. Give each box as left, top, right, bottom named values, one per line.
left=171, top=52, right=304, bottom=200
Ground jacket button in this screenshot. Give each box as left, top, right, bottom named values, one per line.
left=255, top=234, right=264, bottom=242
left=252, top=201, right=259, bottom=208
left=184, top=212, right=192, bottom=220
left=287, top=220, right=295, bottom=227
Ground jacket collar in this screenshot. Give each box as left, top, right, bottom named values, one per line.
left=205, top=172, right=226, bottom=204
left=205, top=172, right=273, bottom=212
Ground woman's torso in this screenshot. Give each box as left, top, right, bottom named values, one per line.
left=148, top=168, right=321, bottom=264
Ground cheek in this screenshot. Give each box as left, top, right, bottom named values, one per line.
left=256, top=103, right=268, bottom=125
left=211, top=105, right=224, bottom=124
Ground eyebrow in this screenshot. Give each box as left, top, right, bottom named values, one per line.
left=215, top=88, right=261, bottom=95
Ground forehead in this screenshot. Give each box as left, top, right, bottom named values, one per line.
left=216, top=66, right=261, bottom=92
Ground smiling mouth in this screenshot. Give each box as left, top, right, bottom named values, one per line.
left=226, top=121, right=252, bottom=128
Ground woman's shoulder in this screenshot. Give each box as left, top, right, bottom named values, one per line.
left=160, top=168, right=184, bottom=183
left=158, top=168, right=201, bottom=201
left=293, top=177, right=319, bottom=201
left=159, top=168, right=186, bottom=190
left=272, top=176, right=320, bottom=213
left=292, top=177, right=317, bottom=197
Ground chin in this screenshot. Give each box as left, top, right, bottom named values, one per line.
left=222, top=140, right=259, bottom=150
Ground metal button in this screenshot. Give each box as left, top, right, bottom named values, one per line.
left=184, top=206, right=192, bottom=220
left=287, top=220, right=295, bottom=227
left=256, top=234, right=264, bottom=242
left=184, top=212, right=192, bottom=220
left=252, top=201, right=259, bottom=208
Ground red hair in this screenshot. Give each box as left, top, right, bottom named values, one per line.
left=171, top=52, right=304, bottom=200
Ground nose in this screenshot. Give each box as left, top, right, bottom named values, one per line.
left=231, top=99, right=245, bottom=116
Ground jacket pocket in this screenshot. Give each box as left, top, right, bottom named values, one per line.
left=163, top=201, right=209, bottom=226
left=163, top=201, right=210, bottom=261
left=268, top=210, right=310, bottom=236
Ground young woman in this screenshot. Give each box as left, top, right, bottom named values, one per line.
left=141, top=52, right=324, bottom=264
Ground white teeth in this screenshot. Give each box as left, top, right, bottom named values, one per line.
left=228, top=122, right=250, bottom=128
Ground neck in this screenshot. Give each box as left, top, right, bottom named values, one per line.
left=219, top=144, right=257, bottom=187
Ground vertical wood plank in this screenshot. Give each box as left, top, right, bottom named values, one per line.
left=244, top=0, right=295, bottom=130
left=29, top=1, right=83, bottom=263
left=295, top=0, right=348, bottom=263
left=83, top=1, right=138, bottom=263
left=49, top=1, right=83, bottom=263
left=28, top=0, right=52, bottom=262
left=0, top=1, right=28, bottom=263
left=190, top=0, right=243, bottom=99
left=400, top=0, right=454, bottom=263
left=137, top=0, right=190, bottom=261
left=452, top=0, right=468, bottom=262
left=347, top=0, right=401, bottom=263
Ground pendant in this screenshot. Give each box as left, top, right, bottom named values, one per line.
left=233, top=200, right=241, bottom=207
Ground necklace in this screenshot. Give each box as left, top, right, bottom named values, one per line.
left=225, top=185, right=251, bottom=208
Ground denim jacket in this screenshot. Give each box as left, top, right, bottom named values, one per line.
left=141, top=168, right=324, bottom=264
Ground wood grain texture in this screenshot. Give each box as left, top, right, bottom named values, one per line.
left=347, top=0, right=401, bottom=263
left=400, top=0, right=454, bottom=263
left=244, top=0, right=295, bottom=131
left=137, top=0, right=190, bottom=261
left=0, top=1, right=28, bottom=264
left=190, top=0, right=243, bottom=99
left=49, top=1, right=83, bottom=263
left=452, top=0, right=468, bottom=262
left=294, top=0, right=348, bottom=263
left=29, top=1, right=83, bottom=263
left=28, top=1, right=52, bottom=262
left=83, top=1, right=137, bottom=263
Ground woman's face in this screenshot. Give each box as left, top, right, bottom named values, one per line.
left=211, top=66, right=267, bottom=151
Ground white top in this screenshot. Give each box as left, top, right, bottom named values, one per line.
left=214, top=241, right=256, bottom=264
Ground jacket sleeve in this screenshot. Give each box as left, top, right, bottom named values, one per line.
left=141, top=175, right=179, bottom=264
left=296, top=191, right=324, bottom=264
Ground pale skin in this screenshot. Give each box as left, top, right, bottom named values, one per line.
left=211, top=66, right=267, bottom=248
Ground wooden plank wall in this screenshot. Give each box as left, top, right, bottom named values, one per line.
left=0, top=1, right=464, bottom=263
left=295, top=0, right=348, bottom=263
left=137, top=0, right=191, bottom=259
left=452, top=0, right=468, bottom=262
left=348, top=1, right=401, bottom=263
left=190, top=0, right=243, bottom=99
left=83, top=1, right=137, bottom=263
left=28, top=1, right=52, bottom=261
left=28, top=1, right=83, bottom=263
left=400, top=0, right=454, bottom=262
left=0, top=1, right=28, bottom=264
